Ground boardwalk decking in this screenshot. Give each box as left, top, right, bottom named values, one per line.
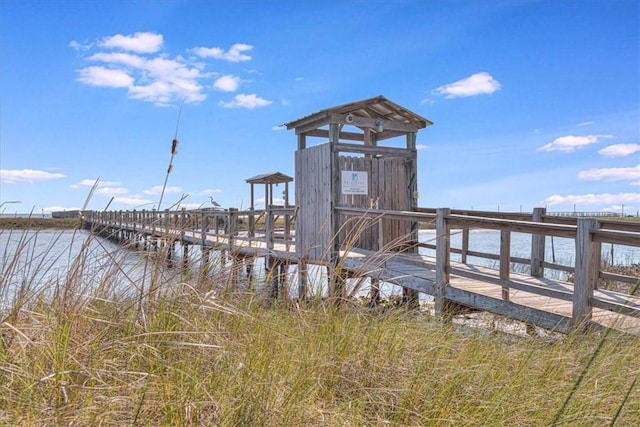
left=83, top=209, right=640, bottom=335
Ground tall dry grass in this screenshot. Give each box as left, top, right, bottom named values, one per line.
left=1, top=227, right=638, bottom=425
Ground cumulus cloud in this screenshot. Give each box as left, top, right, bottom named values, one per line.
left=578, top=164, right=640, bottom=182
left=112, top=196, right=155, bottom=206
left=598, top=143, right=640, bottom=158
left=541, top=192, right=640, bottom=206
left=143, top=185, right=182, bottom=195
left=192, top=43, right=253, bottom=62
left=70, top=179, right=121, bottom=189
left=220, top=94, right=272, bottom=109
left=77, top=66, right=134, bottom=88
left=194, top=188, right=222, bottom=196
left=96, top=187, right=129, bottom=196
left=536, top=134, right=613, bottom=152
left=433, top=72, right=501, bottom=98
left=98, top=32, right=163, bottom=53
left=75, top=33, right=270, bottom=107
left=214, top=75, right=241, bottom=92
left=1, top=169, right=65, bottom=184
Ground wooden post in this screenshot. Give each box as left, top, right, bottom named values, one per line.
left=435, top=208, right=451, bottom=316
left=461, top=228, right=469, bottom=264
left=530, top=207, right=546, bottom=277
left=500, top=230, right=511, bottom=300
left=228, top=208, right=238, bottom=249
left=329, top=122, right=343, bottom=300
left=298, top=259, right=308, bottom=301
left=183, top=244, right=189, bottom=270
left=403, top=132, right=420, bottom=307
left=265, top=205, right=277, bottom=300
left=572, top=218, right=598, bottom=329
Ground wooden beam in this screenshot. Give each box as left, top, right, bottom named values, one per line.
left=330, top=114, right=420, bottom=133
left=334, top=142, right=415, bottom=158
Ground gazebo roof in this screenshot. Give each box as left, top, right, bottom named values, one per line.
left=284, top=95, right=433, bottom=134
left=245, top=172, right=293, bottom=185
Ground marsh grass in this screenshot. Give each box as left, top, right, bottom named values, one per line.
left=1, top=228, right=639, bottom=425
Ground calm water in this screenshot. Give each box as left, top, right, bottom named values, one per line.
left=2, top=228, right=638, bottom=306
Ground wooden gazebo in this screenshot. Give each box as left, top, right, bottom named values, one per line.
left=245, top=172, right=293, bottom=209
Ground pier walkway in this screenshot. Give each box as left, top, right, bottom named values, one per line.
left=83, top=206, right=640, bottom=334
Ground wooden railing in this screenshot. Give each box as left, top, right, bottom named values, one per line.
left=336, top=206, right=640, bottom=327
left=83, top=205, right=296, bottom=250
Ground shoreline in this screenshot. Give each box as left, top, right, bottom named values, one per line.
left=0, top=217, right=82, bottom=230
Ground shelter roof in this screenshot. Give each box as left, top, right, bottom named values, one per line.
left=284, top=95, right=433, bottom=132
left=245, top=172, right=293, bottom=185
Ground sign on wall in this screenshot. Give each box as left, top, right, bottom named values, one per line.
left=341, top=171, right=368, bottom=195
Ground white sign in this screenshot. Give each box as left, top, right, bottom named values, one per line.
left=341, top=171, right=368, bottom=195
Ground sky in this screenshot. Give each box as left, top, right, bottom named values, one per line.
left=0, top=0, right=638, bottom=216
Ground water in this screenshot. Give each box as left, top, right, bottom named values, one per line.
left=418, top=229, right=640, bottom=268
left=2, top=228, right=638, bottom=309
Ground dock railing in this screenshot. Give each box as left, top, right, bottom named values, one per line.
left=336, top=206, right=640, bottom=328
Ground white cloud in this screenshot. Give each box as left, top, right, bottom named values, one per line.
left=416, top=144, right=428, bottom=150
left=99, top=32, right=163, bottom=54
left=433, top=72, right=501, bottom=98
left=96, top=187, right=129, bottom=196
left=77, top=66, right=134, bottom=88
left=420, top=98, right=434, bottom=105
left=536, top=134, right=613, bottom=153
left=112, top=196, right=155, bottom=206
left=541, top=192, right=640, bottom=206
left=598, top=143, right=640, bottom=158
left=192, top=43, right=253, bottom=62
left=69, top=40, right=91, bottom=51
left=70, top=179, right=121, bottom=189
left=220, top=94, right=272, bottom=109
left=577, top=121, right=594, bottom=127
left=143, top=185, right=182, bottom=195
left=214, top=75, right=241, bottom=92
left=1, top=169, right=65, bottom=184
left=578, top=164, right=640, bottom=182
left=88, top=52, right=146, bottom=68
left=195, top=188, right=222, bottom=196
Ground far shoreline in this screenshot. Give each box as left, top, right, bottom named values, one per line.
left=0, top=217, right=82, bottom=230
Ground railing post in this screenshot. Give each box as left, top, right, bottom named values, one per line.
left=435, top=208, right=451, bottom=316
left=500, top=230, right=511, bottom=300
left=530, top=207, right=546, bottom=277
left=572, top=218, right=598, bottom=329
left=228, top=208, right=238, bottom=249
left=201, top=210, right=208, bottom=246
left=461, top=228, right=469, bottom=264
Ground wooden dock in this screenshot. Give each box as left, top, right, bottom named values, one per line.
left=83, top=96, right=640, bottom=335
left=83, top=206, right=640, bottom=335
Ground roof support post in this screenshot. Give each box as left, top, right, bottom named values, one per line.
left=329, top=122, right=343, bottom=300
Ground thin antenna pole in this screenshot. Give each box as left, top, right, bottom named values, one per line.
left=157, top=99, right=185, bottom=210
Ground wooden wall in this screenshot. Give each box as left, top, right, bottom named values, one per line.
left=295, top=143, right=332, bottom=261
left=338, top=155, right=415, bottom=251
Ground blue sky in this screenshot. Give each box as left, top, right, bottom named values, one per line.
left=1, top=0, right=638, bottom=215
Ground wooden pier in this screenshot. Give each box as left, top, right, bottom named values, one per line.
left=83, top=205, right=640, bottom=334
left=83, top=96, right=640, bottom=334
